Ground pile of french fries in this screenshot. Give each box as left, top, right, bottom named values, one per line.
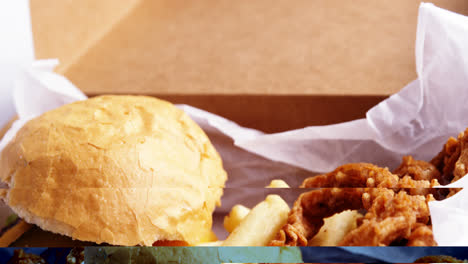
left=197, top=179, right=361, bottom=248
left=194, top=179, right=362, bottom=264
left=197, top=179, right=291, bottom=247
left=222, top=180, right=291, bottom=247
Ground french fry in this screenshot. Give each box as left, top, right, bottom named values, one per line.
left=224, top=204, right=251, bottom=233
left=222, top=195, right=290, bottom=246
left=223, top=179, right=290, bottom=234
left=266, top=179, right=290, bottom=188
left=308, top=209, right=362, bottom=246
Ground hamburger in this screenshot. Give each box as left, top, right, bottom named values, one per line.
left=0, top=95, right=227, bottom=246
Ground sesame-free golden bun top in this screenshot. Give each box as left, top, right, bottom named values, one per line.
left=0, top=95, right=227, bottom=246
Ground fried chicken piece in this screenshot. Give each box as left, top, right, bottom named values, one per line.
left=363, top=190, right=431, bottom=223
left=431, top=136, right=460, bottom=184
left=300, top=163, right=398, bottom=188
left=407, top=223, right=437, bottom=246
left=430, top=129, right=468, bottom=196
left=269, top=188, right=434, bottom=246
left=339, top=191, right=434, bottom=246
left=394, top=156, right=441, bottom=182
left=338, top=215, right=412, bottom=246
left=271, top=130, right=468, bottom=248
left=398, top=175, right=441, bottom=197
left=269, top=188, right=365, bottom=246
left=301, top=163, right=439, bottom=197
left=301, top=163, right=436, bottom=188
left=431, top=128, right=468, bottom=185
left=450, top=129, right=468, bottom=183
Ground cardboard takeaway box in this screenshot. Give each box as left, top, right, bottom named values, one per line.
left=30, top=0, right=468, bottom=133
left=1, top=0, right=465, bottom=248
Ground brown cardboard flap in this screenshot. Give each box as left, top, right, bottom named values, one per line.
left=48, top=0, right=468, bottom=96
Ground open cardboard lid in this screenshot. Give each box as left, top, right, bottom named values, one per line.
left=31, top=0, right=468, bottom=97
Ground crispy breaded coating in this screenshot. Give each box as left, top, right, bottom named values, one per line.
left=269, top=187, right=435, bottom=246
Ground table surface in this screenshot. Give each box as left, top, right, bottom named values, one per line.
left=31, top=0, right=468, bottom=96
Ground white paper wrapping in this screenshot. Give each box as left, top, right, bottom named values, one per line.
left=0, top=0, right=34, bottom=131
left=230, top=2, right=468, bottom=174
left=0, top=1, right=467, bottom=254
